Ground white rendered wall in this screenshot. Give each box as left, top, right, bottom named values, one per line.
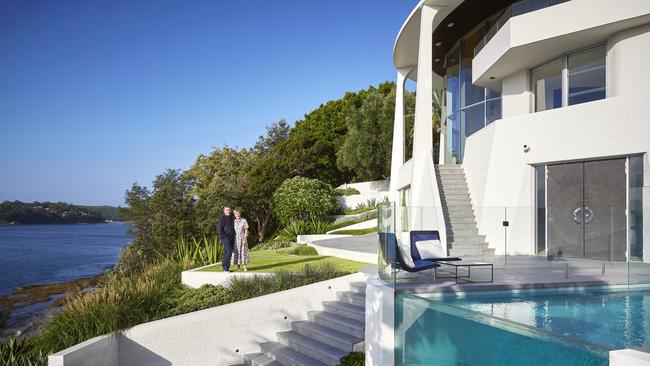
left=464, top=94, right=650, bottom=255
left=365, top=276, right=395, bottom=366
left=501, top=70, right=531, bottom=119
left=50, top=273, right=367, bottom=366
left=607, top=23, right=650, bottom=98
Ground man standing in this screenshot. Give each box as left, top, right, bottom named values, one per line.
left=218, top=206, right=236, bottom=272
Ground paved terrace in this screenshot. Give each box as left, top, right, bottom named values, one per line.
left=390, top=256, right=650, bottom=293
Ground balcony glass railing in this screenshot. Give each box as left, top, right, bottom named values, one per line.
left=474, top=0, right=571, bottom=57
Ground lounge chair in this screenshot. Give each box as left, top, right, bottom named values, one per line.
left=410, top=230, right=461, bottom=262
left=389, top=232, right=440, bottom=273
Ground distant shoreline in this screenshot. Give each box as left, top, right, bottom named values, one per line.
left=0, top=220, right=124, bottom=226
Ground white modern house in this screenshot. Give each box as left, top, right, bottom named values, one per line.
left=367, top=1, right=650, bottom=365
left=388, top=0, right=649, bottom=261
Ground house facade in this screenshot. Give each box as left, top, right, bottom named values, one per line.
left=389, top=0, right=650, bottom=261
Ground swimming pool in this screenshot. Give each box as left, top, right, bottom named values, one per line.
left=395, top=287, right=650, bottom=365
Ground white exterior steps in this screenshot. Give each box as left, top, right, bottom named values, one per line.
left=435, top=165, right=495, bottom=258
left=240, top=282, right=366, bottom=366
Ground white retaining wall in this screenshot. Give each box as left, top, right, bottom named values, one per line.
left=49, top=273, right=368, bottom=366
left=181, top=264, right=271, bottom=288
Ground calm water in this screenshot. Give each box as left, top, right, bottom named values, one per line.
left=0, top=222, right=129, bottom=295
left=394, top=289, right=626, bottom=366
left=445, top=288, right=650, bottom=350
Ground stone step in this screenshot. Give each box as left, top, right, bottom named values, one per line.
left=337, top=291, right=365, bottom=307
left=439, top=187, right=470, bottom=194
left=349, top=282, right=366, bottom=293
left=446, top=216, right=477, bottom=224
left=441, top=202, right=473, bottom=209
left=277, top=331, right=347, bottom=365
left=309, top=311, right=365, bottom=338
left=442, top=209, right=474, bottom=218
left=447, top=234, right=486, bottom=242
left=437, top=174, right=466, bottom=181
left=260, top=342, right=328, bottom=366
left=448, top=248, right=496, bottom=257
left=435, top=164, right=463, bottom=170
left=449, top=243, right=490, bottom=250
left=243, top=353, right=284, bottom=366
left=292, top=321, right=362, bottom=352
left=322, top=301, right=365, bottom=322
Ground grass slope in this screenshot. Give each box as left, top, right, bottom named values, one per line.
left=329, top=227, right=377, bottom=235
left=200, top=249, right=365, bottom=273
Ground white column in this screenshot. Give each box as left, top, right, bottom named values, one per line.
left=389, top=68, right=410, bottom=201
left=408, top=4, right=448, bottom=252
left=438, top=93, right=447, bottom=164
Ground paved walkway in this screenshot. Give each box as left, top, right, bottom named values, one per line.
left=310, top=233, right=377, bottom=254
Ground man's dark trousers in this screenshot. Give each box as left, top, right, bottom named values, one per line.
left=222, top=237, right=233, bottom=272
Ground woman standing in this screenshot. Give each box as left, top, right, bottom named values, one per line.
left=231, top=209, right=250, bottom=271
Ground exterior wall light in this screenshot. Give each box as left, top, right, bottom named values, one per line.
left=434, top=58, right=441, bottom=62
left=434, top=41, right=442, bottom=46
left=447, top=22, right=455, bottom=28
left=523, top=145, right=531, bottom=153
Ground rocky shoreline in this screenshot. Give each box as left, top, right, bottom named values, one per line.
left=0, top=275, right=103, bottom=340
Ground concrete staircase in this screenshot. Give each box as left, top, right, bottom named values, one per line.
left=435, top=165, right=495, bottom=258
left=240, top=282, right=366, bottom=366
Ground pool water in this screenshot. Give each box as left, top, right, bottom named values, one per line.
left=395, top=288, right=650, bottom=366
left=444, top=288, right=650, bottom=351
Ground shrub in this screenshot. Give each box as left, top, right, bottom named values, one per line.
left=334, top=187, right=360, bottom=196
left=354, top=202, right=368, bottom=210
left=338, top=352, right=365, bottom=366
left=278, top=245, right=318, bottom=256
left=279, top=220, right=310, bottom=242
left=0, top=337, right=47, bottom=366
left=307, top=218, right=334, bottom=234
left=273, top=176, right=339, bottom=225
left=165, top=285, right=230, bottom=317
left=251, top=241, right=293, bottom=251
left=365, top=198, right=377, bottom=208
left=226, top=263, right=343, bottom=301
left=37, top=260, right=187, bottom=354
left=162, top=236, right=223, bottom=267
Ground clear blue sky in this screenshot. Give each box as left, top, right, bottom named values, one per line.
left=0, top=0, right=417, bottom=206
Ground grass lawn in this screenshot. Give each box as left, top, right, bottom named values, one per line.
left=343, top=206, right=376, bottom=215
left=200, top=249, right=366, bottom=273
left=329, top=227, right=377, bottom=235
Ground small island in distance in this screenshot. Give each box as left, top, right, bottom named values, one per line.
left=0, top=201, right=123, bottom=225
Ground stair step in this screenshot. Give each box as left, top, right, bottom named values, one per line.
left=260, top=342, right=328, bottom=366
left=446, top=217, right=477, bottom=224
left=449, top=243, right=489, bottom=249
left=435, top=165, right=463, bottom=170
left=449, top=235, right=486, bottom=242
left=292, top=321, right=362, bottom=352
left=337, top=291, right=365, bottom=307
left=244, top=353, right=284, bottom=366
left=309, top=311, right=365, bottom=338
left=449, top=248, right=496, bottom=257
left=442, top=209, right=474, bottom=217
left=349, top=281, right=367, bottom=293
left=442, top=202, right=473, bottom=208
left=323, top=301, right=365, bottom=322
left=437, top=174, right=466, bottom=180
left=277, top=331, right=347, bottom=365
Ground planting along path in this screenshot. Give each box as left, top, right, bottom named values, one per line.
left=235, top=281, right=366, bottom=366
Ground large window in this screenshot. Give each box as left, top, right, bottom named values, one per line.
left=531, top=59, right=563, bottom=112
left=568, top=47, right=606, bottom=106
left=444, top=20, right=502, bottom=164
left=532, top=45, right=606, bottom=112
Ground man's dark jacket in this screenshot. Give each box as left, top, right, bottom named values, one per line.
left=218, top=214, right=235, bottom=242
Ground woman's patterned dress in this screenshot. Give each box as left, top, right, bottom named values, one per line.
left=231, top=217, right=249, bottom=265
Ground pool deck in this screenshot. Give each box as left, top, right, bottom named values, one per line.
left=386, top=255, right=650, bottom=294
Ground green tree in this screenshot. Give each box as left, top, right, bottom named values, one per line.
left=272, top=176, right=339, bottom=226
left=120, top=169, right=197, bottom=273
left=337, top=88, right=396, bottom=181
